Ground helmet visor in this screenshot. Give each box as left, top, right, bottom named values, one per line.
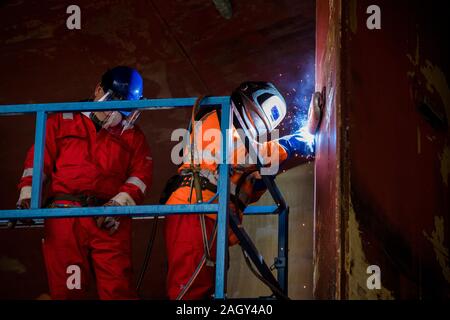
left=96, top=91, right=141, bottom=135
left=120, top=110, right=141, bottom=133
left=243, top=104, right=269, bottom=137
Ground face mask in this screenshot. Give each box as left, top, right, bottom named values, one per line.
left=94, top=91, right=141, bottom=134
left=102, top=111, right=123, bottom=129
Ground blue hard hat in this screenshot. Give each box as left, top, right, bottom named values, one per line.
left=101, top=66, right=143, bottom=101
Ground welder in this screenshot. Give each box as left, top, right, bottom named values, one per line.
left=13, top=66, right=153, bottom=299
left=164, top=81, right=322, bottom=300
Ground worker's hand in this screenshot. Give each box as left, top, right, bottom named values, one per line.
left=95, top=216, right=121, bottom=235
left=17, top=198, right=31, bottom=209
left=7, top=198, right=35, bottom=229
left=95, top=200, right=121, bottom=235
left=306, top=91, right=323, bottom=135
left=278, top=127, right=315, bottom=158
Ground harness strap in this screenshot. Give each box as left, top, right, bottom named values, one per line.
left=47, top=194, right=107, bottom=207
left=178, top=174, right=246, bottom=212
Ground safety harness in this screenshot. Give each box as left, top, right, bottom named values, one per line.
left=47, top=194, right=107, bottom=207
left=168, top=96, right=258, bottom=299
left=187, top=96, right=215, bottom=267
left=178, top=174, right=246, bottom=212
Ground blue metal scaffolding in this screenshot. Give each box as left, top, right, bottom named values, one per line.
left=0, top=97, right=288, bottom=299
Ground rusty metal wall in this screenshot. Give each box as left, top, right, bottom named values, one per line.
left=314, top=0, right=450, bottom=299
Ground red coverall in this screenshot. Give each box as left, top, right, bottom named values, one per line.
left=165, top=110, right=288, bottom=299
left=18, top=112, right=152, bottom=299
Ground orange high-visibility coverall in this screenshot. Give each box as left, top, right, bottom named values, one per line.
left=165, top=110, right=288, bottom=300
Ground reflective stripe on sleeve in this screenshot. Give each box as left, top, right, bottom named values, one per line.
left=19, top=186, right=32, bottom=201
left=63, top=113, right=73, bottom=120
left=125, top=176, right=147, bottom=194
left=22, top=168, right=33, bottom=178
left=21, top=168, right=46, bottom=181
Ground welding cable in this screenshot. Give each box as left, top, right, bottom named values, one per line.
left=206, top=192, right=219, bottom=204
left=241, top=247, right=290, bottom=300
left=190, top=96, right=213, bottom=264
left=189, top=96, right=206, bottom=168
left=176, top=220, right=218, bottom=300
left=136, top=216, right=159, bottom=292
left=233, top=171, right=289, bottom=300
left=176, top=255, right=207, bottom=300
left=200, top=214, right=212, bottom=261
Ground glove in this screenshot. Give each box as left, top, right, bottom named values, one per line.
left=17, top=198, right=31, bottom=209
left=306, top=91, right=323, bottom=135
left=277, top=91, right=323, bottom=160
left=7, top=198, right=35, bottom=229
left=94, top=200, right=121, bottom=235
left=278, top=127, right=315, bottom=159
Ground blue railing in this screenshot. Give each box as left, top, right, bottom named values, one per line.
left=0, top=97, right=285, bottom=299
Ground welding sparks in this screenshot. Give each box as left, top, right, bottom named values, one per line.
left=297, top=125, right=315, bottom=153
left=277, top=57, right=315, bottom=159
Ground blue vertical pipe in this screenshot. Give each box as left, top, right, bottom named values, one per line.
left=215, top=100, right=231, bottom=299
left=278, top=206, right=289, bottom=295
left=30, top=111, right=47, bottom=209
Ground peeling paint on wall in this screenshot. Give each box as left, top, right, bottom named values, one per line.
left=0, top=255, right=26, bottom=274
left=313, top=253, right=320, bottom=293
left=212, top=0, right=233, bottom=19
left=424, top=216, right=450, bottom=283
left=407, top=40, right=450, bottom=189
left=407, top=38, right=450, bottom=128
left=345, top=201, right=394, bottom=299
left=406, top=36, right=420, bottom=72
left=420, top=60, right=450, bottom=126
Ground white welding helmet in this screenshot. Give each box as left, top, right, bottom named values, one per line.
left=231, top=82, right=287, bottom=140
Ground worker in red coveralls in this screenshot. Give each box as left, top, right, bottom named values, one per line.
left=164, top=82, right=321, bottom=299
left=13, top=66, right=153, bottom=300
